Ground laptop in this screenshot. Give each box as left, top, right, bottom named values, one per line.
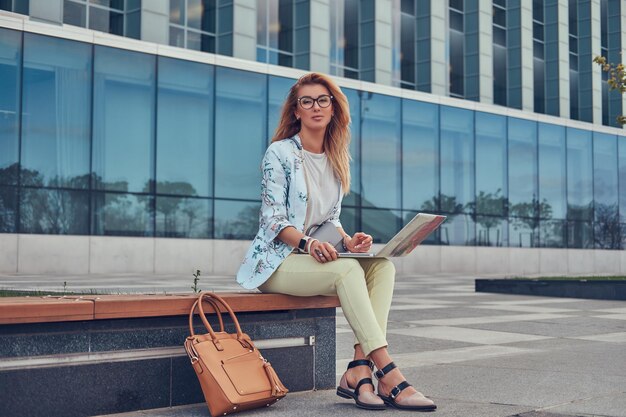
left=337, top=213, right=446, bottom=258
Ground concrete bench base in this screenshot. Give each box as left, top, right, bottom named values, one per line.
left=0, top=294, right=339, bottom=417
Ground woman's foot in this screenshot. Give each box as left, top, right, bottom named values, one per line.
left=375, top=362, right=436, bottom=410
left=336, top=359, right=385, bottom=410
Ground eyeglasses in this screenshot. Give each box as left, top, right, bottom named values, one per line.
left=297, top=95, right=334, bottom=109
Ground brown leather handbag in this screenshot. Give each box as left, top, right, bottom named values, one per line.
left=184, top=292, right=288, bottom=416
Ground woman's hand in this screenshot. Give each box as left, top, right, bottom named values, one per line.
left=344, top=232, right=373, bottom=253
left=309, top=240, right=338, bottom=263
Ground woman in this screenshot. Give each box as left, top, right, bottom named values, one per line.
left=236, top=73, right=436, bottom=412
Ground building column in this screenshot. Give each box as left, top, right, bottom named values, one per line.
left=478, top=0, right=493, bottom=103
left=520, top=1, right=533, bottom=111
left=591, top=0, right=602, bottom=124
left=310, top=0, right=330, bottom=74
left=140, top=0, right=169, bottom=45
left=232, top=0, right=256, bottom=61
left=374, top=0, right=393, bottom=85
left=430, top=0, right=446, bottom=96
left=558, top=0, right=570, bottom=118
left=28, top=0, right=63, bottom=24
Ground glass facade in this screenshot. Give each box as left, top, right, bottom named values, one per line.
left=0, top=28, right=625, bottom=250
left=0, top=0, right=28, bottom=14
left=600, top=0, right=623, bottom=127
left=390, top=0, right=430, bottom=92
left=448, top=0, right=479, bottom=100
left=329, top=0, right=360, bottom=80
left=257, top=0, right=309, bottom=70
left=63, top=0, right=141, bottom=40
left=169, top=0, right=233, bottom=56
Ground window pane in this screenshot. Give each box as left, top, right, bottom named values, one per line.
left=267, top=75, right=295, bottom=142
left=476, top=215, right=507, bottom=247
left=21, top=34, right=92, bottom=189
left=0, top=186, right=17, bottom=233
left=214, top=200, right=260, bottom=239
left=539, top=219, right=566, bottom=248
left=20, top=188, right=89, bottom=234
left=538, top=123, right=566, bottom=219
left=89, top=7, right=124, bottom=36
left=567, top=128, right=593, bottom=220
left=93, top=46, right=156, bottom=193
left=509, top=217, right=539, bottom=247
left=0, top=29, right=21, bottom=186
left=440, top=214, right=475, bottom=246
left=156, top=196, right=212, bottom=238
left=440, top=106, right=474, bottom=213
left=169, top=26, right=185, bottom=48
left=214, top=68, right=266, bottom=200
left=362, top=208, right=402, bottom=243
left=92, top=192, right=154, bottom=236
left=508, top=118, right=538, bottom=218
left=593, top=132, right=619, bottom=248
left=157, top=57, right=213, bottom=198
left=63, top=0, right=87, bottom=27
left=339, top=206, right=358, bottom=237
left=343, top=88, right=361, bottom=206
left=170, top=0, right=185, bottom=24
left=567, top=220, right=593, bottom=248
left=361, top=94, right=401, bottom=209
left=402, top=100, right=438, bottom=211
left=475, top=112, right=507, bottom=215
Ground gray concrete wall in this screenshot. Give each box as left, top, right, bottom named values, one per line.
left=478, top=0, right=493, bottom=104
left=1, top=233, right=624, bottom=277
left=558, top=0, right=570, bottom=118
left=520, top=1, right=534, bottom=111
left=374, top=0, right=393, bottom=85
left=309, top=0, right=330, bottom=74
left=232, top=0, right=256, bottom=61
left=591, top=0, right=603, bottom=124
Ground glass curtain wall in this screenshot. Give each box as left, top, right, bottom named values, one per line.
left=1, top=29, right=626, bottom=249
left=169, top=0, right=233, bottom=55
left=448, top=0, right=478, bottom=100
left=329, top=0, right=360, bottom=80
left=390, top=0, right=429, bottom=92
left=569, top=0, right=593, bottom=122
left=493, top=0, right=507, bottom=106
left=544, top=0, right=560, bottom=116
left=0, top=0, right=28, bottom=14
left=257, top=0, right=309, bottom=70
left=63, top=0, right=141, bottom=40
left=532, top=0, right=545, bottom=113
left=600, top=0, right=622, bottom=127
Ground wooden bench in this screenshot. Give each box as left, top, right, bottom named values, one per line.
left=0, top=293, right=340, bottom=417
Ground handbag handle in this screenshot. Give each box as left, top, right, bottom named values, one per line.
left=188, top=292, right=250, bottom=350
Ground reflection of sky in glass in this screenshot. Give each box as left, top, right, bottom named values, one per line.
left=540, top=220, right=566, bottom=248
left=215, top=68, right=266, bottom=200
left=567, top=128, right=593, bottom=219
left=21, top=34, right=91, bottom=189
left=538, top=123, right=566, bottom=219
left=156, top=196, right=211, bottom=238
left=0, top=29, right=21, bottom=182
left=267, top=75, right=295, bottom=142
left=93, top=46, right=155, bottom=193
left=593, top=132, right=618, bottom=210
left=440, top=214, right=474, bottom=246
left=361, top=93, right=401, bottom=209
left=361, top=208, right=401, bottom=243
left=157, top=57, right=213, bottom=198
left=475, top=112, right=506, bottom=215
left=620, top=137, right=626, bottom=222
left=343, top=88, right=360, bottom=206
left=441, top=106, right=474, bottom=211
left=403, top=100, right=438, bottom=211
left=508, top=118, right=537, bottom=208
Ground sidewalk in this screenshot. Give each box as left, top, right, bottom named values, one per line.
left=3, top=273, right=625, bottom=417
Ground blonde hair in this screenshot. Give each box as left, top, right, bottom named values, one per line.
left=271, top=73, right=351, bottom=194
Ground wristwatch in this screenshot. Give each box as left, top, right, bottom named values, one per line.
left=298, top=236, right=311, bottom=253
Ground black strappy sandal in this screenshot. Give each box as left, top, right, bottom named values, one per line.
left=375, top=362, right=437, bottom=411
left=336, top=359, right=386, bottom=410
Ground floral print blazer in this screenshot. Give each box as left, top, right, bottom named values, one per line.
left=236, top=135, right=343, bottom=290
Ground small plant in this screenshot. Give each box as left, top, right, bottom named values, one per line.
left=191, top=270, right=202, bottom=293
left=62, top=281, right=67, bottom=295
left=593, top=55, right=626, bottom=125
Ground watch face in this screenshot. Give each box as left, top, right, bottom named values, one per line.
left=299, top=238, right=307, bottom=250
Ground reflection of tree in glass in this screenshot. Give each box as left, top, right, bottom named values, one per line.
left=509, top=195, right=552, bottom=247
left=467, top=190, right=507, bottom=246
left=21, top=187, right=88, bottom=234
left=149, top=181, right=204, bottom=237
left=215, top=204, right=259, bottom=240
left=421, top=194, right=463, bottom=245
left=594, top=203, right=623, bottom=249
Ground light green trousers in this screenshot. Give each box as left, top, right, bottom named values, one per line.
left=258, top=253, right=395, bottom=356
